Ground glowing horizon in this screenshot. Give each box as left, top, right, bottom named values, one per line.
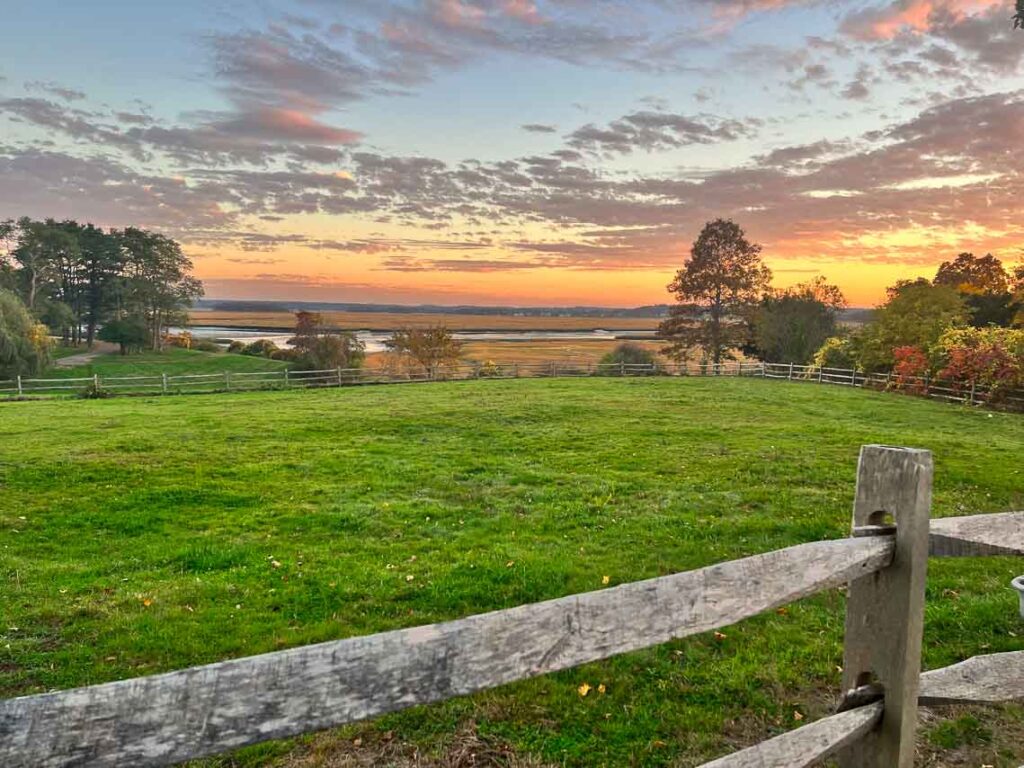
left=2, top=0, right=1023, bottom=309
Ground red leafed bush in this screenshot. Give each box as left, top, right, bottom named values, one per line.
left=933, top=328, right=1024, bottom=403
left=939, top=344, right=1023, bottom=400
left=892, top=345, right=929, bottom=392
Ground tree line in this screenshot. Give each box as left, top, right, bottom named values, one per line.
left=0, top=218, right=202, bottom=375
left=659, top=218, right=1024, bottom=397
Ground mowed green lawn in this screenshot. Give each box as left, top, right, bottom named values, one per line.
left=44, top=347, right=288, bottom=380
left=1, top=378, right=1022, bottom=766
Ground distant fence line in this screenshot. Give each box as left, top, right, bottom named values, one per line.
left=1, top=360, right=1022, bottom=410
left=1, top=445, right=1022, bottom=767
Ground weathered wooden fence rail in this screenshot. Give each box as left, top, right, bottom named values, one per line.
left=0, top=446, right=1022, bottom=767
left=2, top=359, right=1023, bottom=411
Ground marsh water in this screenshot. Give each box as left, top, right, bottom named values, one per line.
left=184, top=326, right=651, bottom=352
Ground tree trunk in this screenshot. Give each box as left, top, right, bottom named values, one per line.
left=710, top=302, right=723, bottom=366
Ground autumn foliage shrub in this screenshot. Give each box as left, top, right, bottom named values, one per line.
left=934, top=327, right=1024, bottom=401
left=891, top=345, right=930, bottom=392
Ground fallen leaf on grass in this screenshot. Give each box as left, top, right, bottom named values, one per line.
left=578, top=682, right=591, bottom=697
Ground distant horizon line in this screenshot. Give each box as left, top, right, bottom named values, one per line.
left=195, top=298, right=874, bottom=316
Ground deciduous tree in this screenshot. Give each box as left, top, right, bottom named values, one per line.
left=857, top=279, right=968, bottom=371
left=933, top=252, right=1018, bottom=327
left=98, top=315, right=149, bottom=355
left=117, top=227, right=203, bottom=350
left=659, top=219, right=772, bottom=365
left=288, top=311, right=365, bottom=370
left=748, top=276, right=846, bottom=364
left=385, top=325, right=463, bottom=378
left=0, top=289, right=50, bottom=377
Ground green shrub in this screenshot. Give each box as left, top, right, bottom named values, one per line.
left=193, top=340, right=221, bottom=353
left=242, top=339, right=279, bottom=357
left=270, top=348, right=299, bottom=362
left=98, top=316, right=148, bottom=355
left=811, top=336, right=858, bottom=370
left=226, top=340, right=245, bottom=353
left=78, top=381, right=112, bottom=399
left=598, top=343, right=659, bottom=375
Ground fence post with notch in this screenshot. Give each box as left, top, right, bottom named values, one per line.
left=838, top=445, right=932, bottom=768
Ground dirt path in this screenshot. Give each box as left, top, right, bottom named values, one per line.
left=53, top=342, right=118, bottom=368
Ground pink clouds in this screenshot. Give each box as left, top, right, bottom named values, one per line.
left=431, top=0, right=488, bottom=30
left=219, top=107, right=363, bottom=145
left=841, top=0, right=1004, bottom=40
left=500, top=0, right=544, bottom=25
left=429, top=0, right=544, bottom=29
left=708, top=0, right=815, bottom=19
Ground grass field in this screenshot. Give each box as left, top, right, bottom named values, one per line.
left=43, top=347, right=289, bottom=380
left=190, top=310, right=660, bottom=332
left=1, top=378, right=1022, bottom=766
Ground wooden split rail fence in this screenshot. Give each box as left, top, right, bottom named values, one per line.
left=1, top=446, right=1022, bottom=766
left=2, top=360, right=1023, bottom=410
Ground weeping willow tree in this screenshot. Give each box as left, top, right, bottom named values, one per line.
left=0, top=289, right=51, bottom=379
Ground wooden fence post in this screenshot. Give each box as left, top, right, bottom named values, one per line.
left=284, top=369, right=290, bottom=388
left=16, top=374, right=22, bottom=396
left=224, top=371, right=231, bottom=390
left=788, top=362, right=794, bottom=380
left=337, top=366, right=343, bottom=386
left=968, top=380, right=975, bottom=406
left=161, top=373, right=168, bottom=394
left=838, top=445, right=932, bottom=768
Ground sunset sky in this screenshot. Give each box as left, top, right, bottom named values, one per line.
left=2, top=0, right=1023, bottom=307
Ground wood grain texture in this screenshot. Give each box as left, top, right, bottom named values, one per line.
left=0, top=536, right=894, bottom=768
left=919, top=651, right=1024, bottom=705
left=929, top=511, right=1024, bottom=557
left=697, top=701, right=883, bottom=768
left=839, top=445, right=932, bottom=768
